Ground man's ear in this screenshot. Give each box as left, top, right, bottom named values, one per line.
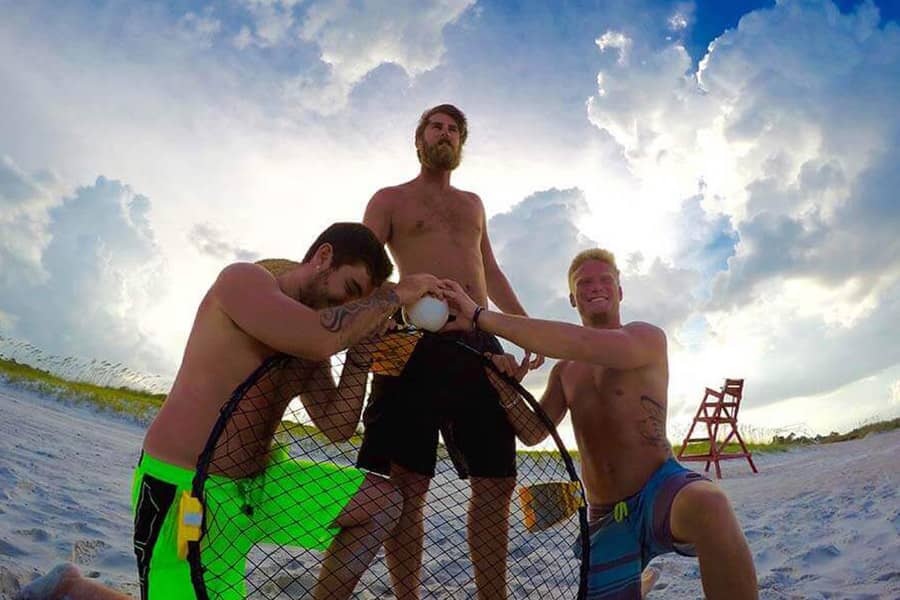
left=569, top=292, right=576, bottom=308
left=312, top=243, right=334, bottom=271
left=618, top=285, right=624, bottom=302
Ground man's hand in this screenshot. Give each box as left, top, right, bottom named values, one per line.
left=528, top=352, right=546, bottom=370
left=486, top=352, right=530, bottom=382
left=439, top=281, right=547, bottom=372
left=393, top=273, right=443, bottom=306
left=438, top=279, right=479, bottom=331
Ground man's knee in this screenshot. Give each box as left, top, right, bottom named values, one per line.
left=389, top=465, right=431, bottom=505
left=372, top=479, right=403, bottom=526
left=671, top=481, right=737, bottom=543
left=471, top=476, right=516, bottom=503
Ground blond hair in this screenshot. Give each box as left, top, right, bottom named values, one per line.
left=568, top=249, right=619, bottom=292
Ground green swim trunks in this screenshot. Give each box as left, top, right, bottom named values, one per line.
left=132, top=449, right=366, bottom=599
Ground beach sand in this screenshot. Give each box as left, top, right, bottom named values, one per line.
left=1, top=383, right=898, bottom=599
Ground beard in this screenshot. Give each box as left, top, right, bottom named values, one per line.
left=298, top=269, right=334, bottom=309
left=418, top=139, right=462, bottom=171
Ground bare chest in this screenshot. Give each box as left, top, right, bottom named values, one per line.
left=562, top=363, right=630, bottom=413
left=392, top=192, right=482, bottom=242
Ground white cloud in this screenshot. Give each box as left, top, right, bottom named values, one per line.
left=0, top=164, right=172, bottom=376
left=0, top=157, right=58, bottom=287
left=177, top=9, right=223, bottom=46
left=2, top=0, right=898, bottom=435
left=668, top=13, right=689, bottom=32
left=667, top=2, right=695, bottom=33
left=189, top=223, right=260, bottom=262
left=619, top=253, right=700, bottom=332
left=488, top=188, right=596, bottom=320
left=584, top=0, right=900, bottom=411
left=232, top=0, right=476, bottom=114
left=487, top=187, right=704, bottom=392
left=595, top=31, right=633, bottom=65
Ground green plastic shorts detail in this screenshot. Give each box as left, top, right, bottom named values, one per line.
left=132, top=450, right=366, bottom=600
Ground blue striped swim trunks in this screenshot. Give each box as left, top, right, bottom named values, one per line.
left=576, top=457, right=709, bottom=599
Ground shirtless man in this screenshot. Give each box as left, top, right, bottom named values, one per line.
left=356, top=104, right=540, bottom=600
left=21, top=223, right=442, bottom=600
left=439, top=248, right=759, bottom=599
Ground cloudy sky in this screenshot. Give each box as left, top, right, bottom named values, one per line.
left=2, top=0, right=899, bottom=440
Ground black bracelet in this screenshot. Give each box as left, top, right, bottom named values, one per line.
left=472, top=306, right=485, bottom=330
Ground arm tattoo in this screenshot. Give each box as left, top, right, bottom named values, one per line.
left=319, top=287, right=399, bottom=332
left=638, top=395, right=669, bottom=448
left=319, top=288, right=399, bottom=345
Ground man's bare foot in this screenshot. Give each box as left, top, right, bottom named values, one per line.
left=17, top=563, right=80, bottom=600
left=640, top=566, right=661, bottom=598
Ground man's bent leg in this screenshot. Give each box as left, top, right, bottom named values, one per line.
left=382, top=463, right=431, bottom=600
left=670, top=481, right=758, bottom=600
left=18, top=563, right=132, bottom=600
left=468, top=475, right=516, bottom=600
left=314, top=474, right=402, bottom=600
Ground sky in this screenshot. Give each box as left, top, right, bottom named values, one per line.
left=1, top=0, right=899, bottom=441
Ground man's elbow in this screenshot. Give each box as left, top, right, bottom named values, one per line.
left=517, top=428, right=550, bottom=447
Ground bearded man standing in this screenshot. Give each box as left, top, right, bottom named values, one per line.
left=357, top=105, right=540, bottom=600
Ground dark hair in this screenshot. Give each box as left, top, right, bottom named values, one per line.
left=415, top=104, right=468, bottom=149
left=303, top=222, right=393, bottom=286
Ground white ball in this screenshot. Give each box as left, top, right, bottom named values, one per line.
left=403, top=296, right=450, bottom=332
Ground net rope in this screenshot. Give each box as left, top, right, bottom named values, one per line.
left=193, top=329, right=588, bottom=599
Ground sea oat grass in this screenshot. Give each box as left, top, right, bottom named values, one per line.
left=0, top=356, right=164, bottom=420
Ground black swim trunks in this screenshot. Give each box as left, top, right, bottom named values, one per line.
left=356, top=329, right=516, bottom=479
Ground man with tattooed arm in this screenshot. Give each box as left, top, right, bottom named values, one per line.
left=440, top=248, right=758, bottom=600
left=21, top=223, right=441, bottom=600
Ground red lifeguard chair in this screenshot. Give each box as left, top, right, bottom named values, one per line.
left=678, top=378, right=758, bottom=478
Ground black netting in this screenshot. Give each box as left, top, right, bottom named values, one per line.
left=192, top=329, right=588, bottom=599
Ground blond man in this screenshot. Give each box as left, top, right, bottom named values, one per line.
left=440, top=249, right=758, bottom=599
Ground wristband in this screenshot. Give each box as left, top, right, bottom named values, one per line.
left=472, top=306, right=485, bottom=330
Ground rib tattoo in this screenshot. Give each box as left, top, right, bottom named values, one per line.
left=638, top=395, right=668, bottom=448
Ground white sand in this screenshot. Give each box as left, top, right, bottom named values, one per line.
left=0, top=383, right=898, bottom=599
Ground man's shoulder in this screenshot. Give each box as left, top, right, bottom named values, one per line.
left=367, top=184, right=413, bottom=215
left=373, top=180, right=418, bottom=198
left=450, top=186, right=481, bottom=202
left=623, top=321, right=666, bottom=340
left=212, top=262, right=277, bottom=304
left=217, top=261, right=273, bottom=286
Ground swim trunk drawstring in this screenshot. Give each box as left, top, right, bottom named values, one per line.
left=614, top=501, right=629, bottom=523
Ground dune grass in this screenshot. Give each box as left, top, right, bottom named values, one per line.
left=672, top=439, right=797, bottom=456
left=0, top=356, right=165, bottom=420
left=3, top=354, right=897, bottom=456
left=276, top=419, right=364, bottom=447
left=518, top=417, right=900, bottom=461
left=770, top=417, right=900, bottom=445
